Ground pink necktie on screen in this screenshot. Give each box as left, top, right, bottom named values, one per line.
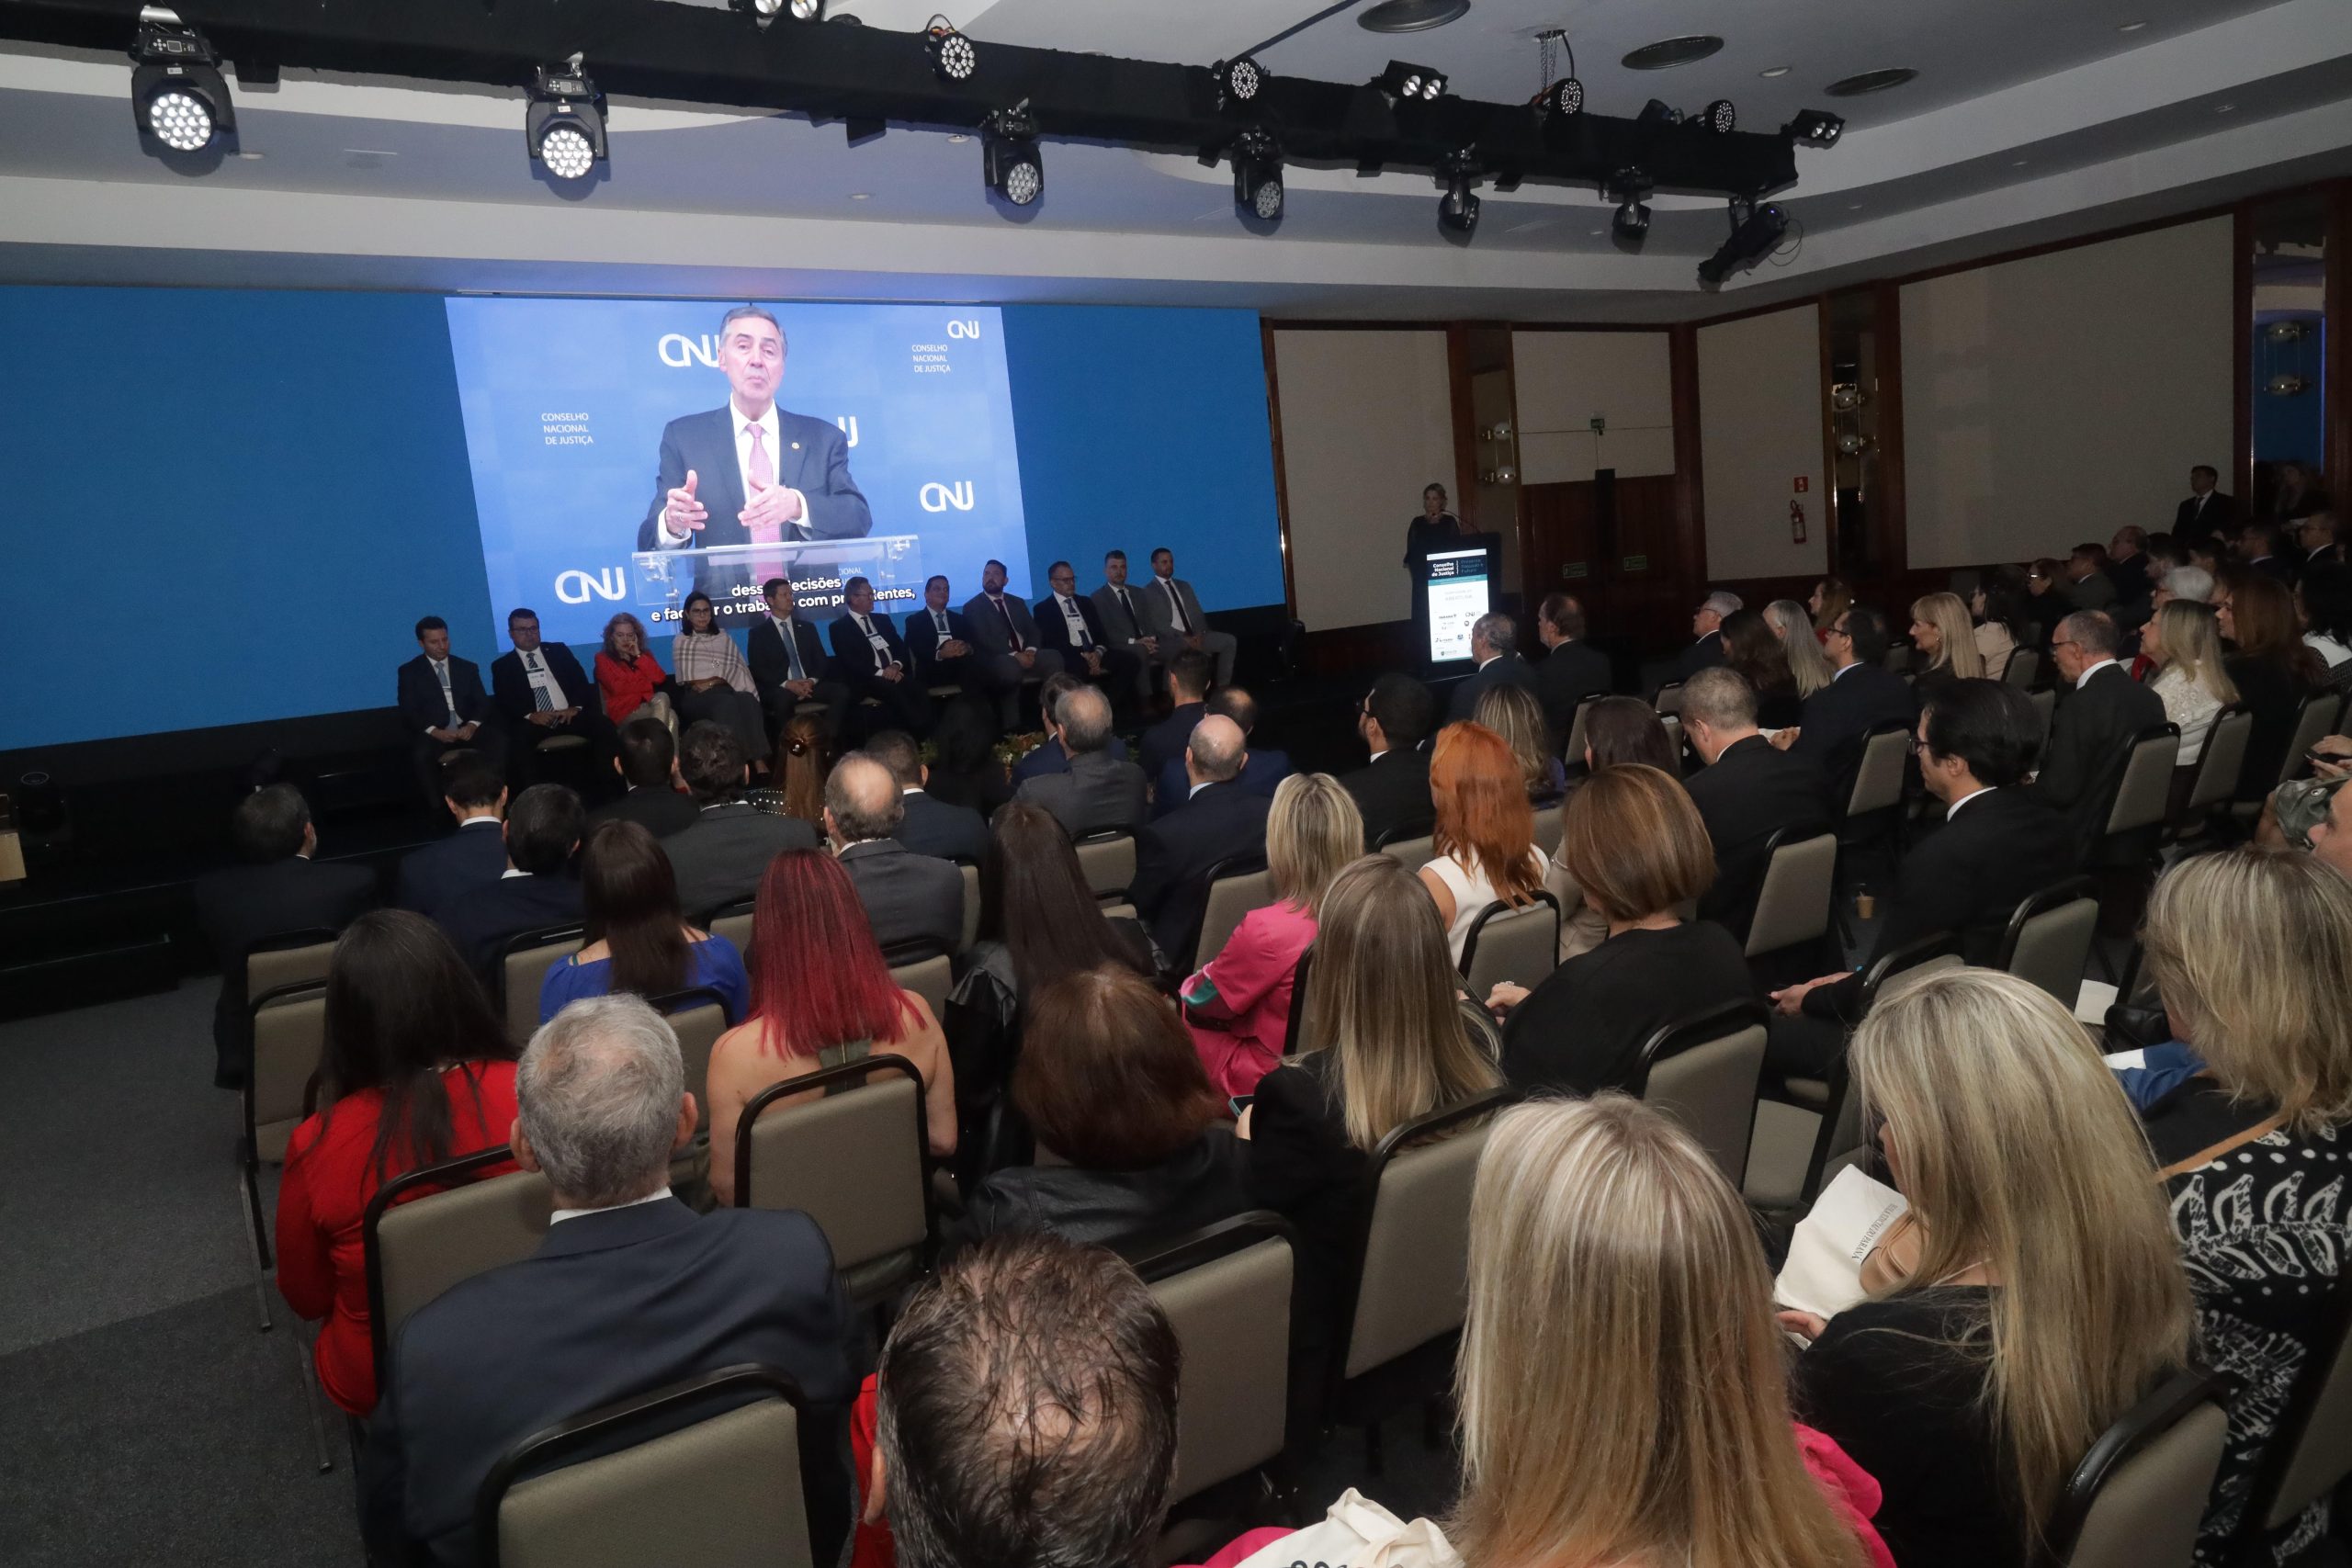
left=745, top=423, right=786, bottom=584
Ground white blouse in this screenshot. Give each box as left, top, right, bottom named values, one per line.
left=1425, top=847, right=1550, bottom=964
left=2150, top=665, right=2223, bottom=765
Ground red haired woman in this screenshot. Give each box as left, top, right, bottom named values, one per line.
left=1419, top=721, right=1547, bottom=964
left=705, top=849, right=956, bottom=1204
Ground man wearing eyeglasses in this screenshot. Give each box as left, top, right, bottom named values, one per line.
left=2030, top=609, right=2165, bottom=862
left=1774, top=604, right=1917, bottom=807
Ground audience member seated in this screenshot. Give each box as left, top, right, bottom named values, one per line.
left=440, top=783, right=587, bottom=985
left=1770, top=682, right=2066, bottom=1067
left=2141, top=600, right=2237, bottom=773
left=1151, top=684, right=1292, bottom=814
left=662, top=720, right=819, bottom=919
left=396, top=615, right=505, bottom=810
left=707, top=849, right=957, bottom=1206
left=2299, top=509, right=2343, bottom=574
left=2064, top=543, right=2119, bottom=611
left=1340, top=671, right=1437, bottom=850
left=2140, top=849, right=2352, bottom=1563
left=360, top=994, right=857, bottom=1567
left=1785, top=968, right=2193, bottom=1568
left=901, top=572, right=981, bottom=694
left=1532, top=592, right=1612, bottom=747
left=2300, top=559, right=2352, bottom=693
left=830, top=575, right=933, bottom=735
left=1490, top=765, right=1747, bottom=1094
left=1679, top=668, right=1833, bottom=949
left=964, top=558, right=1063, bottom=732
left=1811, top=577, right=1854, bottom=642
left=949, top=966, right=1245, bottom=1254
left=1783, top=604, right=1918, bottom=806
left=585, top=716, right=699, bottom=839
left=865, top=728, right=988, bottom=863
left=2219, top=570, right=2328, bottom=797
left=488, top=607, right=602, bottom=787
left=195, top=783, right=378, bottom=1088
left=592, top=611, right=673, bottom=729
left=2242, top=520, right=2297, bottom=584
left=747, top=576, right=851, bottom=746
left=1969, top=579, right=2027, bottom=677
left=1907, top=592, right=1986, bottom=701
left=1180, top=773, right=1360, bottom=1096
left=826, top=752, right=965, bottom=958
left=1675, top=590, right=1740, bottom=682
left=2022, top=559, right=2068, bottom=649
left=1770, top=597, right=1838, bottom=697
left=920, top=694, right=1015, bottom=820
left=1455, top=1099, right=1894, bottom=1568
left=1034, top=559, right=1142, bottom=714
left=1476, top=682, right=1566, bottom=807
left=393, top=751, right=509, bottom=921
left=276, top=910, right=519, bottom=1417
left=1138, top=649, right=1213, bottom=785
left=1012, top=672, right=1136, bottom=785
left=2030, top=610, right=2165, bottom=858
left=775, top=711, right=834, bottom=824
left=538, top=820, right=749, bottom=1024
left=2156, top=563, right=2217, bottom=613
left=1448, top=611, right=1540, bottom=724
left=1419, top=722, right=1547, bottom=965
left=1136, top=546, right=1239, bottom=688
left=1130, top=716, right=1272, bottom=963
left=1542, top=695, right=1679, bottom=962
left=669, top=591, right=773, bottom=771
left=2105, top=525, right=2155, bottom=620
left=1017, top=684, right=1148, bottom=836
left=1720, top=607, right=1804, bottom=729
left=1239, top=853, right=1500, bottom=1359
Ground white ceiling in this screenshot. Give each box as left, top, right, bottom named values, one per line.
left=0, top=0, right=2346, bottom=318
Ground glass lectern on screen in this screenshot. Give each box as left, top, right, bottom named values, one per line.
left=442, top=298, right=1031, bottom=647
left=1425, top=547, right=1492, bottom=663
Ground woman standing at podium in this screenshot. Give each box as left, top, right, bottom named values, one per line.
left=1404, top=482, right=1467, bottom=659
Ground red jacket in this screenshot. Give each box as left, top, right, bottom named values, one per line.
left=595, top=649, right=670, bottom=723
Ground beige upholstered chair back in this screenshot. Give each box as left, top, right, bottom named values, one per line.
left=1378, top=834, right=1437, bottom=874
left=1141, top=1224, right=1294, bottom=1506
left=250, top=987, right=328, bottom=1163
left=2103, top=726, right=2181, bottom=837
left=2187, top=707, right=2254, bottom=812
left=1846, top=726, right=1909, bottom=818
left=1744, top=832, right=1838, bottom=959
left=888, top=953, right=954, bottom=1021
left=2282, top=694, right=2348, bottom=789
left=247, top=938, right=338, bottom=998
left=503, top=932, right=585, bottom=1044
left=2047, top=1371, right=2232, bottom=1568
left=959, top=863, right=981, bottom=953
left=2002, top=890, right=2099, bottom=1006
left=1075, top=833, right=1137, bottom=900
left=1345, top=1118, right=1495, bottom=1380
left=371, top=1168, right=553, bottom=1353
left=1195, top=867, right=1276, bottom=966
left=1639, top=1010, right=1769, bottom=1189
left=738, top=1065, right=928, bottom=1277
left=1459, top=899, right=1561, bottom=998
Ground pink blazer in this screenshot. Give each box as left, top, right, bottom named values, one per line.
left=1181, top=900, right=1317, bottom=1099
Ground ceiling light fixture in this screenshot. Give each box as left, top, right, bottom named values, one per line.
left=926, top=20, right=978, bottom=83
left=1358, top=0, right=1472, bottom=34
left=526, top=60, right=606, bottom=182
left=130, top=9, right=234, bottom=155
left=1230, top=129, right=1283, bottom=223
left=1784, top=108, right=1844, bottom=146
left=1376, top=60, right=1448, bottom=103
left=1697, top=198, right=1789, bottom=284
left=1825, top=67, right=1917, bottom=96
left=1623, top=36, right=1724, bottom=71
left=1213, top=55, right=1265, bottom=109
left=1438, top=156, right=1480, bottom=236
left=1609, top=167, right=1653, bottom=248
left=2118, top=19, right=2149, bottom=32
left=1702, top=99, right=1736, bottom=133
left=981, top=101, right=1042, bottom=206
left=1759, top=65, right=1792, bottom=79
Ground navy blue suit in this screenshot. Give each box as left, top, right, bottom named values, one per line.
left=635, top=405, right=870, bottom=551
left=830, top=610, right=931, bottom=733
left=395, top=819, right=511, bottom=922
left=903, top=605, right=982, bottom=690
left=490, top=644, right=607, bottom=785
left=1152, top=748, right=1293, bottom=819
left=438, top=871, right=584, bottom=988
left=1789, top=663, right=1918, bottom=808
left=1129, top=781, right=1272, bottom=964
left=397, top=653, right=506, bottom=807
left=1033, top=593, right=1143, bottom=710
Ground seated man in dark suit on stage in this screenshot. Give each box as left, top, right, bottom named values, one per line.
left=866, top=729, right=988, bottom=864
left=1678, top=669, right=1833, bottom=950
left=1781, top=604, right=1917, bottom=807
left=1447, top=612, right=1540, bottom=725
left=194, top=784, right=377, bottom=1088
left=1138, top=650, right=1213, bottom=786
left=1034, top=561, right=1141, bottom=717
left=488, top=607, right=603, bottom=788
left=662, top=721, right=819, bottom=919
left=747, top=576, right=850, bottom=746
left=586, top=717, right=699, bottom=839
left=824, top=753, right=964, bottom=958
left=1532, top=592, right=1612, bottom=748
left=1012, top=673, right=1134, bottom=786
left=439, top=783, right=586, bottom=986
left=902, top=574, right=981, bottom=696
left=1091, top=549, right=1162, bottom=707
left=396, top=615, right=505, bottom=812
left=1130, top=717, right=1272, bottom=963
left=829, top=575, right=932, bottom=736
left=361, top=993, right=856, bottom=1568
left=1768, top=681, right=2071, bottom=1073
left=1150, top=685, right=1289, bottom=818
left=2030, top=609, right=2166, bottom=863
left=1340, top=672, right=1436, bottom=851
left=394, top=751, right=510, bottom=922
left=964, top=559, right=1062, bottom=732
left=1017, top=685, right=1148, bottom=838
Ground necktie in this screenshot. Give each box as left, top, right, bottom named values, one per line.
left=526, top=651, right=553, bottom=711
left=435, top=660, right=458, bottom=727
left=1064, top=598, right=1091, bottom=650
left=782, top=619, right=806, bottom=682
left=1163, top=580, right=1193, bottom=635
left=934, top=612, right=948, bottom=637
left=745, top=423, right=786, bottom=582
left=1116, top=587, right=1134, bottom=625
left=995, top=597, right=1021, bottom=652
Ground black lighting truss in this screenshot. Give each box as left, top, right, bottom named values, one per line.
left=3, top=0, right=1800, bottom=200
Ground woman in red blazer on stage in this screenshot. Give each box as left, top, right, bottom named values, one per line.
left=274, top=909, right=521, bottom=1416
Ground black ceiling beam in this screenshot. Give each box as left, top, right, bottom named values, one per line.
left=0, top=0, right=1799, bottom=197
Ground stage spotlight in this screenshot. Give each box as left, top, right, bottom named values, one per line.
left=130, top=11, right=234, bottom=154
left=927, top=21, right=978, bottom=83
left=1785, top=108, right=1845, bottom=146
left=1636, top=97, right=1683, bottom=127
left=982, top=104, right=1042, bottom=205
left=526, top=62, right=606, bottom=182
left=1377, top=60, right=1447, bottom=103
left=1231, top=130, right=1283, bottom=222
left=1533, top=76, right=1584, bottom=118
left=732, top=0, right=785, bottom=19
left=790, top=0, right=826, bottom=17
left=1697, top=199, right=1788, bottom=284
left=1438, top=164, right=1479, bottom=235
left=1608, top=167, right=1653, bottom=246
left=1214, top=55, right=1265, bottom=109
left=1702, top=98, right=1736, bottom=133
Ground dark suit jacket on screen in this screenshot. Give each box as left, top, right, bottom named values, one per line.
left=893, top=789, right=988, bottom=863
left=837, top=838, right=964, bottom=958
left=1790, top=663, right=1918, bottom=807
left=633, top=405, right=871, bottom=552
left=397, top=654, right=495, bottom=734
left=439, top=872, right=585, bottom=986
left=1018, top=751, right=1149, bottom=838
left=1339, top=748, right=1433, bottom=851
left=664, top=803, right=820, bottom=919
left=1533, top=641, right=1613, bottom=745
left=194, top=854, right=378, bottom=1085
left=1447, top=653, right=1540, bottom=726
left=1129, top=782, right=1272, bottom=961
left=489, top=645, right=597, bottom=725
left=2027, top=661, right=2166, bottom=858
left=394, top=818, right=511, bottom=922
left=1682, top=735, right=1835, bottom=943
left=363, top=1199, right=855, bottom=1568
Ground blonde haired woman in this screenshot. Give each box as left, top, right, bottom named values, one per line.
left=1768, top=599, right=1836, bottom=697
left=1908, top=592, right=1986, bottom=699
left=1453, top=1097, right=1891, bottom=1568
left=1787, top=967, right=2194, bottom=1568
left=1475, top=682, right=1567, bottom=806
left=2142, top=848, right=2352, bottom=1564
left=2141, top=598, right=2238, bottom=766
left=1181, top=773, right=1363, bottom=1096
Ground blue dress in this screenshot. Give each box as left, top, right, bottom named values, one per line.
left=538, top=933, right=752, bottom=1024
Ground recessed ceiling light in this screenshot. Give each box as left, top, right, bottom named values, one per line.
left=1848, top=202, right=1863, bottom=210
left=2012, top=157, right=2030, bottom=166
left=1825, top=67, right=1917, bottom=96
left=1758, top=65, right=1792, bottom=79
left=1589, top=228, right=1604, bottom=236
left=1358, top=0, right=1470, bottom=33
left=235, top=150, right=264, bottom=160
left=2118, top=19, right=2149, bottom=31
left=2216, top=102, right=2235, bottom=114
left=1623, top=35, right=1724, bottom=70
left=849, top=192, right=870, bottom=199
left=945, top=132, right=968, bottom=143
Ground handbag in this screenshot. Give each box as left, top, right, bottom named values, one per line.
left=1231, top=1490, right=1462, bottom=1568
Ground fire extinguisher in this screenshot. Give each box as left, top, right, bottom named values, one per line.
left=1790, top=499, right=1807, bottom=544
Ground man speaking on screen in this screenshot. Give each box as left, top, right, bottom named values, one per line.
left=637, top=305, right=872, bottom=597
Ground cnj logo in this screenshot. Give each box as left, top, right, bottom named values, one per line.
left=920, top=481, right=976, bottom=513
left=556, top=568, right=628, bottom=604
left=945, top=320, right=982, bottom=339
left=657, top=333, right=723, bottom=368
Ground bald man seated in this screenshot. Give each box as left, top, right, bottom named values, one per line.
left=1127, top=716, right=1272, bottom=965
left=826, top=750, right=965, bottom=958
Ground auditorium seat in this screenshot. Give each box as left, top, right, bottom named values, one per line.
left=363, top=1145, right=555, bottom=1392
left=732, top=1053, right=933, bottom=1304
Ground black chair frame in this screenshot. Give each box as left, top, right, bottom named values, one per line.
left=362, top=1143, right=526, bottom=1392
left=729, top=1053, right=937, bottom=1269
left=1183, top=853, right=1270, bottom=972
left=645, top=984, right=738, bottom=1028
left=2040, top=1365, right=2234, bottom=1565
left=471, top=1362, right=807, bottom=1568
left=1370, top=817, right=1436, bottom=852
left=1455, top=890, right=1563, bottom=982
left=496, top=923, right=589, bottom=1017
left=1797, top=931, right=1960, bottom=1201
left=1281, top=947, right=1314, bottom=1051
left=1628, top=998, right=1770, bottom=1097
left=1992, top=875, right=2095, bottom=974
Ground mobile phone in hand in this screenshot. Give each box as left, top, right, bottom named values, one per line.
left=1227, top=1094, right=1253, bottom=1118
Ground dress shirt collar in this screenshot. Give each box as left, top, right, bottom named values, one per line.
left=769, top=612, right=796, bottom=631
left=500, top=866, right=530, bottom=879
left=550, top=1186, right=674, bottom=1226
left=1476, top=654, right=1499, bottom=671
left=2075, top=658, right=2120, bottom=690
left=1831, top=660, right=1861, bottom=681
left=1946, top=784, right=1996, bottom=821
left=458, top=815, right=502, bottom=829
left=1190, top=779, right=1214, bottom=798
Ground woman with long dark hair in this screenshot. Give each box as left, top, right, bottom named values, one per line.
left=538, top=819, right=749, bottom=1022
left=1723, top=608, right=1804, bottom=728
left=2217, top=570, right=2326, bottom=799
left=705, top=849, right=956, bottom=1203
left=669, top=591, right=773, bottom=774
left=274, top=909, right=520, bottom=1415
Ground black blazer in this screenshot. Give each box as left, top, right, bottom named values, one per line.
left=1339, top=748, right=1433, bottom=852
left=1683, top=735, right=1835, bottom=943
left=1790, top=663, right=1918, bottom=807
left=2027, top=662, right=2166, bottom=855
left=2224, top=655, right=2314, bottom=803
left=394, top=820, right=511, bottom=922
left=363, top=1199, right=855, bottom=1567
left=837, top=839, right=965, bottom=958
left=828, top=611, right=914, bottom=685
left=1674, top=631, right=1727, bottom=683
left=902, top=606, right=978, bottom=680
left=1129, top=781, right=1272, bottom=961
left=664, top=804, right=820, bottom=919
left=192, top=855, right=377, bottom=1084
left=746, top=615, right=836, bottom=697
left=1447, top=653, right=1539, bottom=726
left=947, top=1126, right=1249, bottom=1259
left=1806, top=788, right=2074, bottom=1022
left=587, top=785, right=701, bottom=840
left=1138, top=702, right=1205, bottom=786
left=633, top=404, right=871, bottom=552
left=438, top=871, right=584, bottom=986
left=1501, top=922, right=1753, bottom=1095
left=489, top=645, right=596, bottom=725
left=894, top=789, right=989, bottom=864
left=1033, top=592, right=1111, bottom=658
left=397, top=654, right=494, bottom=734
left=1533, top=641, right=1612, bottom=745
left=2175, top=491, right=2235, bottom=541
